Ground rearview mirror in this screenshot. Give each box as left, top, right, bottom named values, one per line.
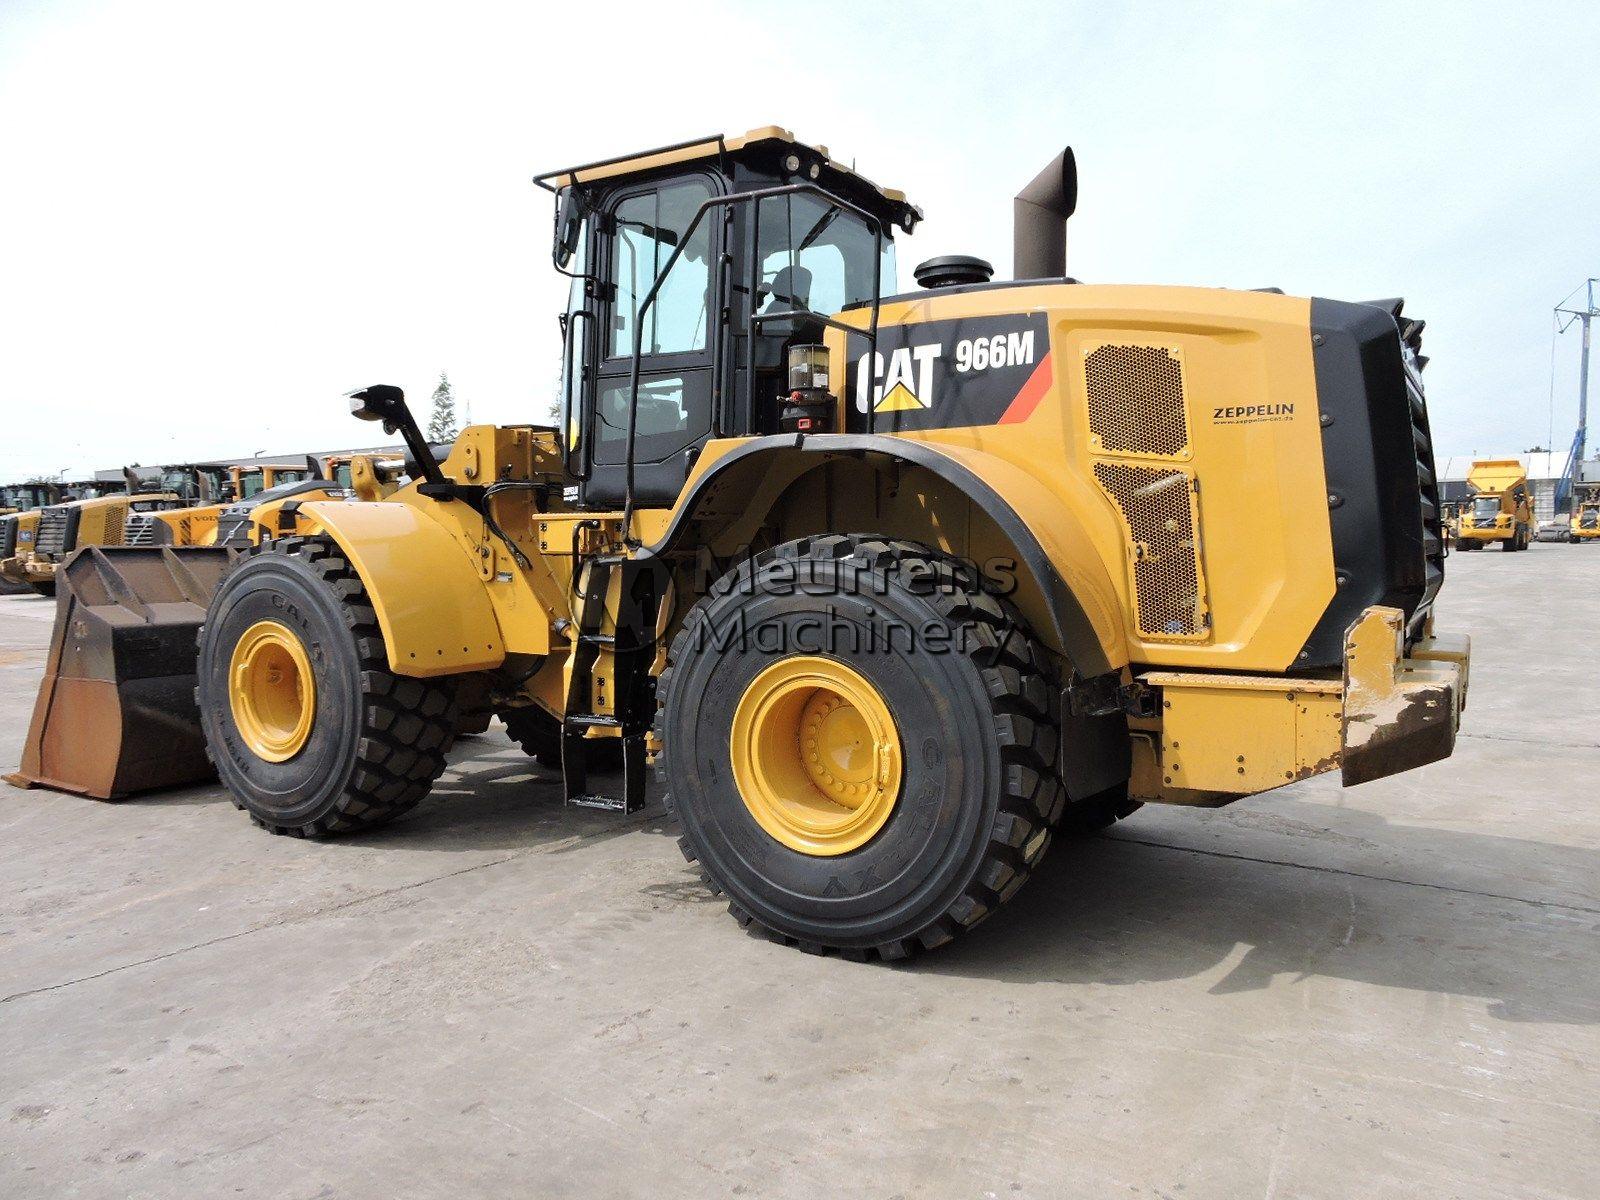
left=554, top=186, right=585, bottom=268
left=347, top=383, right=406, bottom=432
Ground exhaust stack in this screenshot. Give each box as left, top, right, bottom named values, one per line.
left=1013, top=147, right=1077, bottom=280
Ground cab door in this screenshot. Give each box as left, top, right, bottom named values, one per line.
left=582, top=174, right=720, bottom=508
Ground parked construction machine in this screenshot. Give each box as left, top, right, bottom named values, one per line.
left=1572, top=496, right=1600, bottom=542
left=0, top=484, right=63, bottom=594
left=1455, top=459, right=1533, bottom=550
left=9, top=129, right=1468, bottom=959
left=122, top=456, right=395, bottom=550
left=0, top=464, right=227, bottom=596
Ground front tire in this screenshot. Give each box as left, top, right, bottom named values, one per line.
left=197, top=537, right=460, bottom=836
left=658, top=535, right=1065, bottom=960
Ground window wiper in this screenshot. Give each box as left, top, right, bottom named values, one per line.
left=796, top=206, right=840, bottom=253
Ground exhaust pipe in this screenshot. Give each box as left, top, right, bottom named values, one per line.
left=1013, top=147, right=1078, bottom=280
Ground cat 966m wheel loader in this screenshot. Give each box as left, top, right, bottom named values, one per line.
left=9, top=128, right=1469, bottom=959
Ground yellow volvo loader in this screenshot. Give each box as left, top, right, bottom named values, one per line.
left=1455, top=459, right=1533, bottom=550
left=10, top=129, right=1468, bottom=959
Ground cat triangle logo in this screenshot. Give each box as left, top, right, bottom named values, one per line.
left=875, top=382, right=926, bottom=412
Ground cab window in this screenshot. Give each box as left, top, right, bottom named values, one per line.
left=608, top=178, right=714, bottom=359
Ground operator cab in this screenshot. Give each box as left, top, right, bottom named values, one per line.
left=538, top=128, right=920, bottom=510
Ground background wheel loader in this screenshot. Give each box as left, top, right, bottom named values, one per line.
left=9, top=128, right=1469, bottom=960
left=0, top=463, right=227, bottom=596
left=121, top=455, right=395, bottom=549
left=1570, top=488, right=1600, bottom=542
left=1, top=483, right=62, bottom=594
left=1455, top=459, right=1534, bottom=551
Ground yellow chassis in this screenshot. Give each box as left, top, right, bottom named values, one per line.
left=0, top=554, right=54, bottom=588
left=1455, top=524, right=1513, bottom=545
left=1130, top=606, right=1466, bottom=803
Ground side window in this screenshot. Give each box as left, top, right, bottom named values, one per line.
left=755, top=192, right=896, bottom=318
left=608, top=179, right=714, bottom=359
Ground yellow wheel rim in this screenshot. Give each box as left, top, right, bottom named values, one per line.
left=228, top=620, right=316, bottom=762
left=729, top=656, right=903, bottom=857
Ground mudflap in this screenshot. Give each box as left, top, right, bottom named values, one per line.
left=5, top=546, right=236, bottom=800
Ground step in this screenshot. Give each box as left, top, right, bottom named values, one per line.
left=566, top=713, right=622, bottom=729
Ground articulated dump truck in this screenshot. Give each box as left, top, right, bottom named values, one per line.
left=1455, top=459, right=1533, bottom=551
left=8, top=129, right=1469, bottom=959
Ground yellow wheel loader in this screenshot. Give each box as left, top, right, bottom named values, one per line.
left=4, top=465, right=227, bottom=596
left=9, top=129, right=1469, bottom=959
left=1570, top=491, right=1600, bottom=542
left=1, top=484, right=62, bottom=594
left=122, top=455, right=388, bottom=549
left=1455, top=459, right=1533, bottom=551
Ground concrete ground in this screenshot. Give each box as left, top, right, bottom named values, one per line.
left=1, top=544, right=1597, bottom=1200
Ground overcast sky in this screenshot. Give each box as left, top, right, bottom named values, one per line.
left=2, top=0, right=1598, bottom=480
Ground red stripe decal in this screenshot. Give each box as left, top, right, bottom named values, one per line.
left=997, top=352, right=1054, bottom=425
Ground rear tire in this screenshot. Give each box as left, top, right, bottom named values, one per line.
left=197, top=536, right=460, bottom=836
left=658, top=534, right=1065, bottom=960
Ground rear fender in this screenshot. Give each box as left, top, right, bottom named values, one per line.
left=294, top=501, right=506, bottom=678
left=652, top=434, right=1127, bottom=677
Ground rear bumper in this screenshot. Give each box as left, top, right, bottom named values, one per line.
left=1341, top=606, right=1466, bottom=786
left=1133, top=605, right=1466, bottom=801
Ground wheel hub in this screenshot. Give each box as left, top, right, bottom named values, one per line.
left=228, top=620, right=316, bottom=762
left=729, top=656, right=903, bottom=856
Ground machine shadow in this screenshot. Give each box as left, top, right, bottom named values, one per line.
left=919, top=805, right=1600, bottom=1027
left=322, top=734, right=678, bottom=853
left=102, top=732, right=1600, bottom=1028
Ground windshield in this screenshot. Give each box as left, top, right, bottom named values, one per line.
left=1471, top=497, right=1500, bottom=521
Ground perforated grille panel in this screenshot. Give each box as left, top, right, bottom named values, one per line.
left=1092, top=462, right=1208, bottom=640
left=124, top=513, right=156, bottom=546
left=34, top=507, right=71, bottom=557
left=1084, top=344, right=1190, bottom=457
left=102, top=505, right=125, bottom=546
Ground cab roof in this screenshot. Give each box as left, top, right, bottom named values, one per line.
left=534, top=126, right=920, bottom=227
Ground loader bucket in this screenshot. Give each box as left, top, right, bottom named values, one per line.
left=5, top=545, right=235, bottom=800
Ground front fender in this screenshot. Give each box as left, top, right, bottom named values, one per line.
left=296, top=501, right=506, bottom=678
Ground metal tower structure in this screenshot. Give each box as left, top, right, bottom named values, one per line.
left=1555, top=278, right=1598, bottom=512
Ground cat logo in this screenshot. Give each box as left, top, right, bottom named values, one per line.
left=856, top=344, right=942, bottom=412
